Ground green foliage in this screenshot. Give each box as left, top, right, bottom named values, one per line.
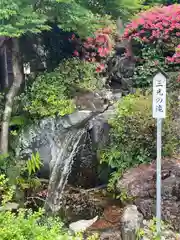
left=136, top=218, right=177, bottom=240
left=22, top=58, right=102, bottom=118
left=132, top=47, right=166, bottom=88
left=9, top=115, right=27, bottom=127
left=101, top=92, right=179, bottom=179
left=26, top=152, right=42, bottom=176
left=0, top=174, right=15, bottom=205
left=0, top=0, right=49, bottom=37
left=53, top=1, right=112, bottom=37
left=0, top=208, right=99, bottom=240
left=0, top=152, right=43, bottom=205
left=107, top=170, right=121, bottom=193
left=108, top=172, right=134, bottom=202
left=116, top=188, right=134, bottom=204
left=76, top=0, right=142, bottom=21
left=46, top=0, right=142, bottom=37
left=0, top=0, right=119, bottom=40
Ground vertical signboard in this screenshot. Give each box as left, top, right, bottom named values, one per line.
left=153, top=72, right=167, bottom=236
left=153, top=72, right=166, bottom=119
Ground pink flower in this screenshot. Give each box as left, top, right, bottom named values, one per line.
left=123, top=4, right=180, bottom=45
left=166, top=56, right=174, bottom=62
left=96, top=63, right=105, bottom=73
left=73, top=50, right=79, bottom=56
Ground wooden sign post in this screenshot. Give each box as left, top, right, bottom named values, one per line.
left=153, top=72, right=167, bottom=235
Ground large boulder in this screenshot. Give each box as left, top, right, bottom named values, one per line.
left=16, top=111, right=97, bottom=186
left=116, top=157, right=180, bottom=231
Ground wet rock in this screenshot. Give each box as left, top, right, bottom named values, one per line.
left=120, top=205, right=143, bottom=240
left=107, top=54, right=135, bottom=94
left=116, top=158, right=180, bottom=231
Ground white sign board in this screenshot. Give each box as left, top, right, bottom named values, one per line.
left=23, top=62, right=31, bottom=75
left=153, top=72, right=166, bottom=118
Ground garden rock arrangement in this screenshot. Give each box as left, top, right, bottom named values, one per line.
left=117, top=157, right=180, bottom=231
left=16, top=90, right=122, bottom=214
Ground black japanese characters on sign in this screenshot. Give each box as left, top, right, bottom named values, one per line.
left=153, top=72, right=166, bottom=119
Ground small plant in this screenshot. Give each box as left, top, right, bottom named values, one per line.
left=117, top=188, right=134, bottom=204
left=26, top=152, right=42, bottom=176
left=0, top=153, right=44, bottom=207
left=0, top=174, right=15, bottom=205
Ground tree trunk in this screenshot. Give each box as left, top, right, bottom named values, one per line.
left=0, top=38, right=24, bottom=154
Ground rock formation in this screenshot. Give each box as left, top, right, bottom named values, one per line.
left=116, top=157, right=180, bottom=231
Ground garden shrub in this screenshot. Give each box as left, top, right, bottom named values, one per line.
left=0, top=208, right=99, bottom=240
left=72, top=26, right=115, bottom=73
left=22, top=58, right=102, bottom=118
left=101, top=92, right=179, bottom=178
left=0, top=153, right=44, bottom=208
left=122, top=4, right=180, bottom=87
left=132, top=47, right=166, bottom=88
left=0, top=174, right=14, bottom=205
left=123, top=4, right=180, bottom=51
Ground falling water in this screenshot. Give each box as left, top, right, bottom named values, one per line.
left=45, top=127, right=86, bottom=213
left=16, top=116, right=91, bottom=214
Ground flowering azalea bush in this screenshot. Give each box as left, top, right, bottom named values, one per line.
left=122, top=4, right=180, bottom=87
left=166, top=44, right=180, bottom=63
left=70, top=26, right=115, bottom=73
left=123, top=4, right=180, bottom=48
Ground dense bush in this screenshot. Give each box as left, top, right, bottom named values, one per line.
left=123, top=5, right=180, bottom=50
left=0, top=208, right=98, bottom=240
left=22, top=58, right=102, bottom=118
left=101, top=92, right=179, bottom=177
left=71, top=26, right=115, bottom=74
left=122, top=4, right=180, bottom=87
left=132, top=48, right=166, bottom=88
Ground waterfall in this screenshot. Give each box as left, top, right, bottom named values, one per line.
left=45, top=128, right=86, bottom=213
left=16, top=116, right=91, bottom=214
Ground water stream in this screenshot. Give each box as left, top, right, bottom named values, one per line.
left=45, top=127, right=87, bottom=213
left=16, top=116, right=90, bottom=214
